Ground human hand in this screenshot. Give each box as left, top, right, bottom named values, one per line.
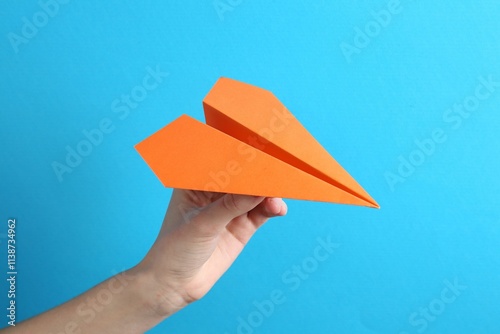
left=1, top=189, right=287, bottom=334
left=135, top=189, right=287, bottom=317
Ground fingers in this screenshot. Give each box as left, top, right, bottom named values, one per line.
left=225, top=198, right=287, bottom=246
left=266, top=197, right=287, bottom=216
left=248, top=197, right=287, bottom=227
left=190, top=194, right=265, bottom=238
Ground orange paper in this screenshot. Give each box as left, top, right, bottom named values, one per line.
left=135, top=77, right=379, bottom=208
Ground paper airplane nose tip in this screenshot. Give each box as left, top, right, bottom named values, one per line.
left=355, top=196, right=379, bottom=209
left=366, top=195, right=380, bottom=209
left=361, top=193, right=380, bottom=209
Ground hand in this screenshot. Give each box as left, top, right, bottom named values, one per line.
left=2, top=190, right=286, bottom=334
left=135, top=189, right=287, bottom=316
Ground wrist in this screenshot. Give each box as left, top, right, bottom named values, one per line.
left=128, top=264, right=190, bottom=320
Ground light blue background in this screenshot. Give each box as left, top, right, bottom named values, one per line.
left=1, top=1, right=499, bottom=333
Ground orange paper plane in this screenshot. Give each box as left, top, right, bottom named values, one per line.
left=135, top=77, right=379, bottom=208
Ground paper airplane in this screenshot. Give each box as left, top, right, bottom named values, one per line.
left=135, top=77, right=379, bottom=208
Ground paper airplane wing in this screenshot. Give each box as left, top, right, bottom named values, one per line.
left=135, top=78, right=378, bottom=208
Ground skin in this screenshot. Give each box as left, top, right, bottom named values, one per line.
left=1, top=190, right=287, bottom=333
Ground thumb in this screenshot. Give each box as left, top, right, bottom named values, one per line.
left=190, top=194, right=265, bottom=238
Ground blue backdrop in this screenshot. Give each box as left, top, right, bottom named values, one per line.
left=1, top=1, right=499, bottom=333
